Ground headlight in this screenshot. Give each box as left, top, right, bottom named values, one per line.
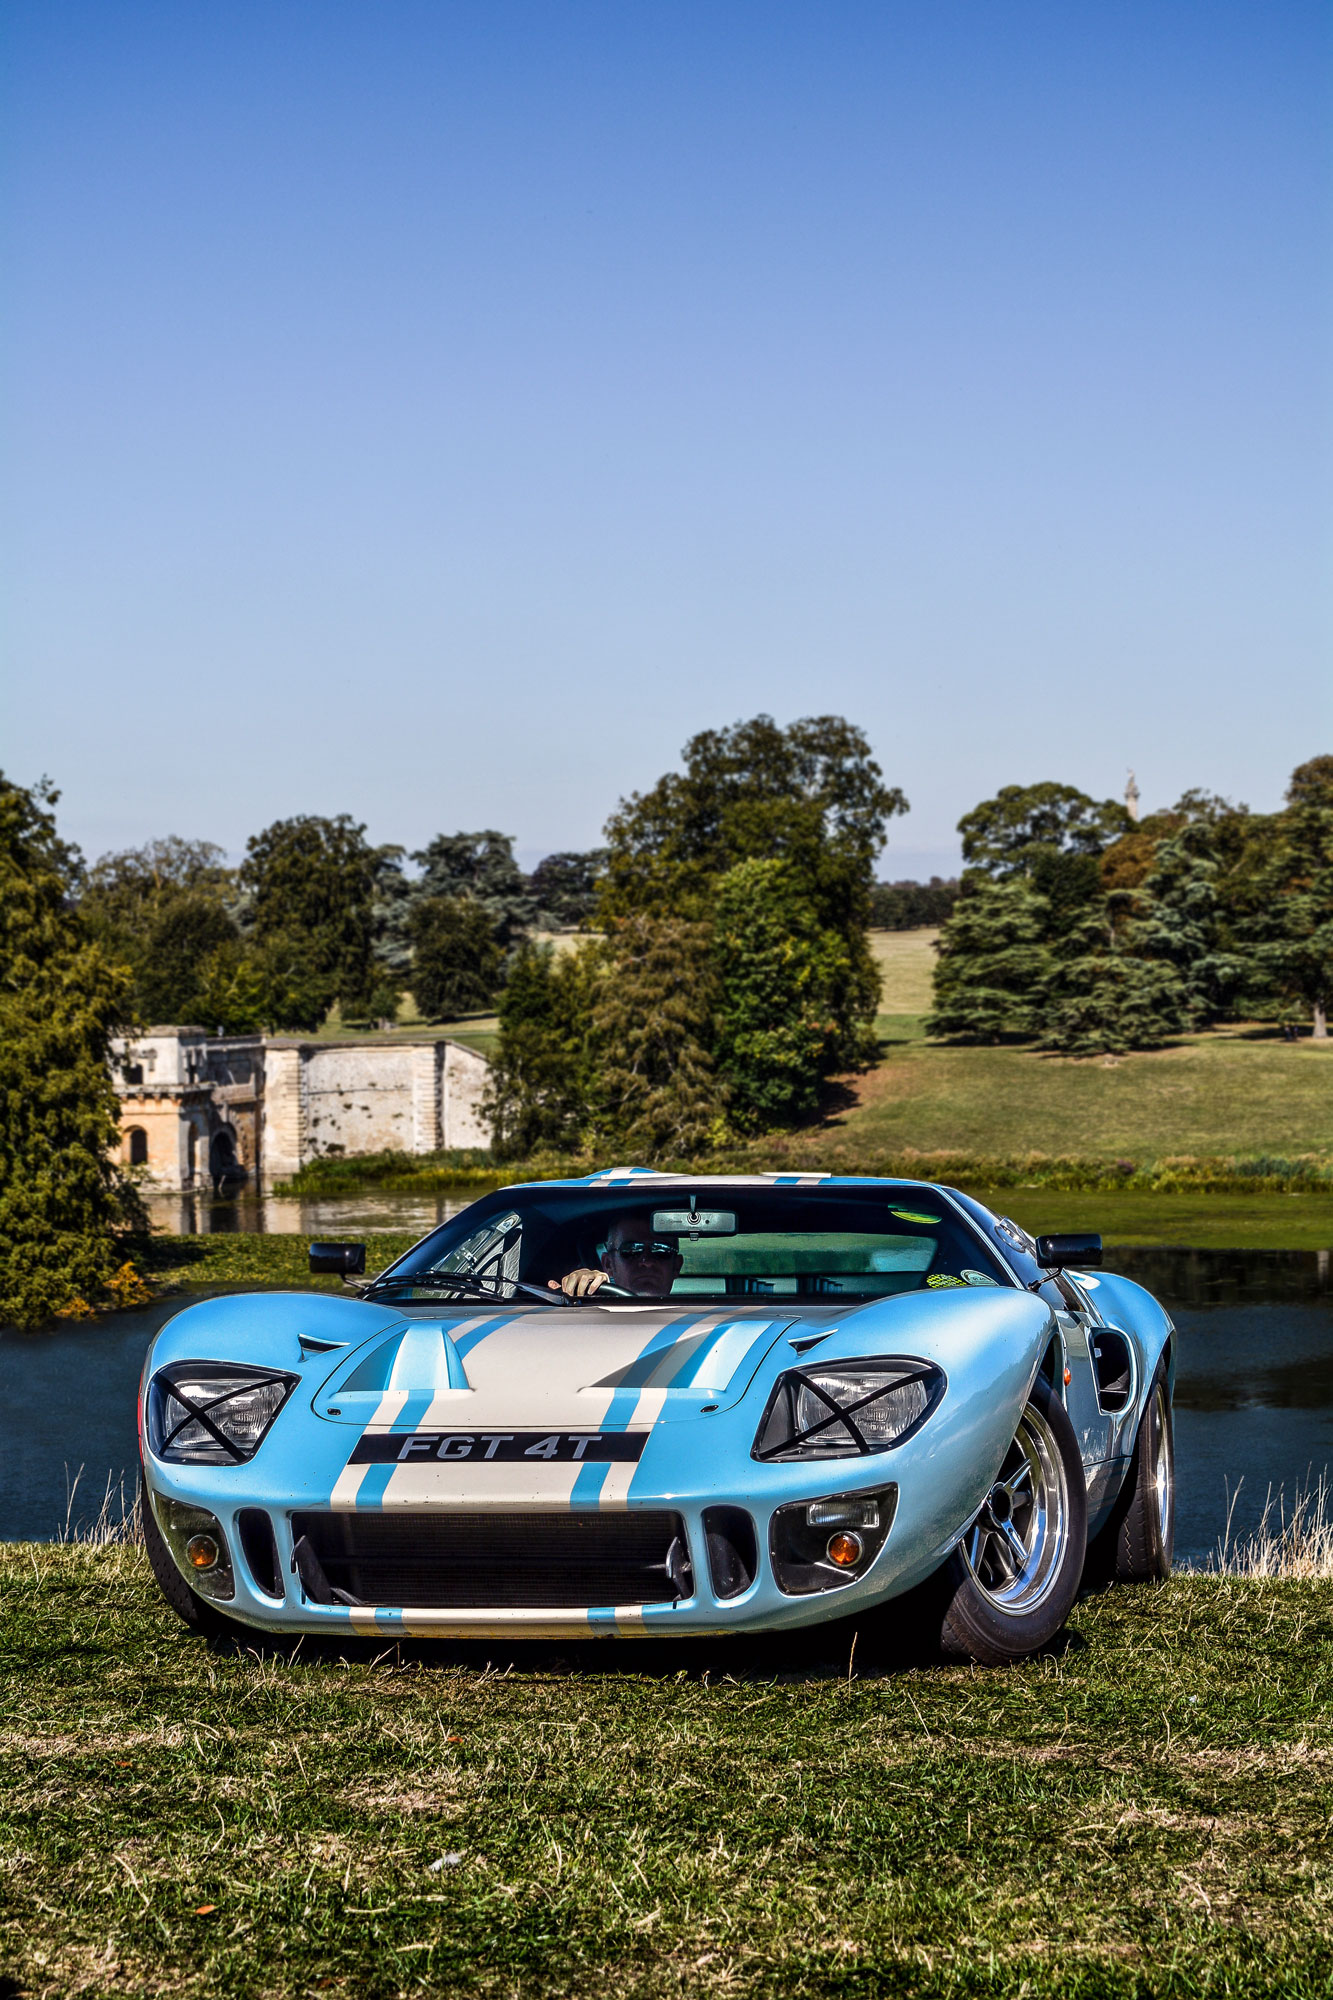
left=752, top=1359, right=944, bottom=1462
left=148, top=1362, right=298, bottom=1464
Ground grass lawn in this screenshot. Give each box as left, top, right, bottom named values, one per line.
left=868, top=928, right=940, bottom=1014
left=786, top=1029, right=1333, bottom=1165
left=307, top=1003, right=501, bottom=1059
left=2, top=1547, right=1330, bottom=1998
left=143, top=1232, right=423, bottom=1292
left=968, top=1190, right=1333, bottom=1251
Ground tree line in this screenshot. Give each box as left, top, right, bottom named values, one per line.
left=2, top=735, right=1329, bottom=1323
left=75, top=824, right=607, bottom=1036
left=927, top=758, right=1333, bottom=1052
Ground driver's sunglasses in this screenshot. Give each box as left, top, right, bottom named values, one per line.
left=609, top=1239, right=677, bottom=1261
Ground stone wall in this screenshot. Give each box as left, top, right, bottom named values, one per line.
left=113, top=1029, right=493, bottom=1189
left=263, top=1038, right=491, bottom=1182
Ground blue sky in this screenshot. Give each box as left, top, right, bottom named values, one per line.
left=4, top=1, right=1329, bottom=878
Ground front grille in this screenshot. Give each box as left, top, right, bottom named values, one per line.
left=290, top=1510, right=690, bottom=1609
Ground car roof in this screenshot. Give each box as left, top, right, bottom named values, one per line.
left=501, top=1168, right=951, bottom=1194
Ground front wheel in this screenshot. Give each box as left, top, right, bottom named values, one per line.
left=933, top=1376, right=1088, bottom=1665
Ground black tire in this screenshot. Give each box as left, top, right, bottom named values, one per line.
left=1087, top=1360, right=1174, bottom=1583
left=140, top=1476, right=242, bottom=1639
left=933, top=1376, right=1088, bottom=1665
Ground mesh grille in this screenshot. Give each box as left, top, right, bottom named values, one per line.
left=290, top=1510, right=688, bottom=1608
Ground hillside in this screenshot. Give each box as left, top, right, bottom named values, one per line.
left=845, top=929, right=1333, bottom=1162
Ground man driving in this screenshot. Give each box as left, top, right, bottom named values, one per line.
left=550, top=1212, right=684, bottom=1300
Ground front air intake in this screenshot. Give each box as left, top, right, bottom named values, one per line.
left=289, top=1510, right=691, bottom=1609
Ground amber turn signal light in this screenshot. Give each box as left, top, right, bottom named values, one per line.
left=826, top=1531, right=864, bottom=1568
left=186, top=1533, right=220, bottom=1571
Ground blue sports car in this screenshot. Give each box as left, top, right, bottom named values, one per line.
left=139, top=1171, right=1176, bottom=1664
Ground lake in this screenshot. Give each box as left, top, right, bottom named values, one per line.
left=2, top=1231, right=1330, bottom=1565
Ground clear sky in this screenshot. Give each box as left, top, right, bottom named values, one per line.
left=4, top=1, right=1329, bottom=879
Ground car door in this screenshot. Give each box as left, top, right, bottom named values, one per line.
left=1039, top=1272, right=1118, bottom=1511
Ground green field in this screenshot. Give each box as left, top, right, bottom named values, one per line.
left=853, top=930, right=1333, bottom=1160
left=3, top=1546, right=1330, bottom=1998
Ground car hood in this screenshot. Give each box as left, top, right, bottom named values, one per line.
left=312, top=1302, right=814, bottom=1430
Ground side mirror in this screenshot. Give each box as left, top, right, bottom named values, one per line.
left=1035, top=1232, right=1102, bottom=1270
left=309, top=1241, right=366, bottom=1277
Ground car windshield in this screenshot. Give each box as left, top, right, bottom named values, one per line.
left=371, top=1183, right=1012, bottom=1304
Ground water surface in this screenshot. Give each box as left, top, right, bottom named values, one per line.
left=3, top=1243, right=1329, bottom=1563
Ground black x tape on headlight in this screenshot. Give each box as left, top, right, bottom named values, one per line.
left=148, top=1362, right=299, bottom=1464
left=752, top=1359, right=944, bottom=1462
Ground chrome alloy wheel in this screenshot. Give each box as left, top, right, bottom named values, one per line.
left=963, top=1403, right=1072, bottom=1614
left=1151, top=1379, right=1174, bottom=1546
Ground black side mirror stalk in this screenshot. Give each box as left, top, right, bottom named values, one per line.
left=309, top=1241, right=367, bottom=1277
left=1035, top=1232, right=1103, bottom=1270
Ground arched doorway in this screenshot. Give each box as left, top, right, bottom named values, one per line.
left=209, top=1128, right=242, bottom=1193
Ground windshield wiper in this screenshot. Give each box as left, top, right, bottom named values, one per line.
left=364, top=1272, right=566, bottom=1307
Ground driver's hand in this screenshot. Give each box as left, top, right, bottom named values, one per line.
left=549, top=1268, right=609, bottom=1298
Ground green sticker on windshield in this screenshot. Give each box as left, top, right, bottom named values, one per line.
left=889, top=1208, right=939, bottom=1225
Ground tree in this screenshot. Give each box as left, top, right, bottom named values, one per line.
left=929, top=781, right=1135, bottom=1046
left=713, top=859, right=850, bottom=1129
left=1123, top=830, right=1245, bottom=1025
left=483, top=941, right=600, bottom=1156
left=409, top=896, right=504, bottom=1020
left=529, top=849, right=607, bottom=929
left=1238, top=804, right=1333, bottom=1037
left=412, top=831, right=534, bottom=950
left=1286, top=755, right=1333, bottom=810
left=134, top=894, right=242, bottom=1025
left=591, top=917, right=722, bottom=1159
left=79, top=837, right=258, bottom=1029
left=1036, top=953, right=1191, bottom=1056
left=925, top=879, right=1053, bottom=1042
left=600, top=714, right=904, bottom=1068
left=869, top=877, right=959, bottom=929
left=240, top=814, right=380, bottom=1029
left=958, top=783, right=1130, bottom=878
left=367, top=845, right=412, bottom=1014
left=0, top=776, right=144, bottom=1326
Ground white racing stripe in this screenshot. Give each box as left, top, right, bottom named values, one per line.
left=329, top=1388, right=410, bottom=1506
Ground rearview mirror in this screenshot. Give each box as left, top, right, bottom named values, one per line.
left=309, top=1241, right=366, bottom=1276
left=652, top=1208, right=736, bottom=1237
left=1035, top=1233, right=1102, bottom=1270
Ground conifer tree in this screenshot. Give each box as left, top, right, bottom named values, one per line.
left=1035, top=953, right=1191, bottom=1056
left=1239, top=803, right=1333, bottom=1037
left=591, top=916, right=721, bottom=1159
left=0, top=776, right=144, bottom=1326
left=1124, top=830, right=1245, bottom=1025
left=925, top=878, right=1052, bottom=1041
left=713, top=858, right=850, bottom=1129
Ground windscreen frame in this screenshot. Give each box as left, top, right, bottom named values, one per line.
left=373, top=1181, right=1020, bottom=1302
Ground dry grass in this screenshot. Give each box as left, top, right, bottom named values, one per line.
left=57, top=1467, right=141, bottom=1548
left=1212, top=1476, right=1333, bottom=1580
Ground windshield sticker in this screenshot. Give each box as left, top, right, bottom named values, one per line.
left=926, top=1273, right=966, bottom=1288
left=889, top=1209, right=939, bottom=1225
left=962, top=1269, right=1001, bottom=1287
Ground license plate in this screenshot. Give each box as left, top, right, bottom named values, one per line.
left=349, top=1430, right=648, bottom=1466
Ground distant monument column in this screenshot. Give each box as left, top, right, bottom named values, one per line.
left=1125, top=769, right=1140, bottom=823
